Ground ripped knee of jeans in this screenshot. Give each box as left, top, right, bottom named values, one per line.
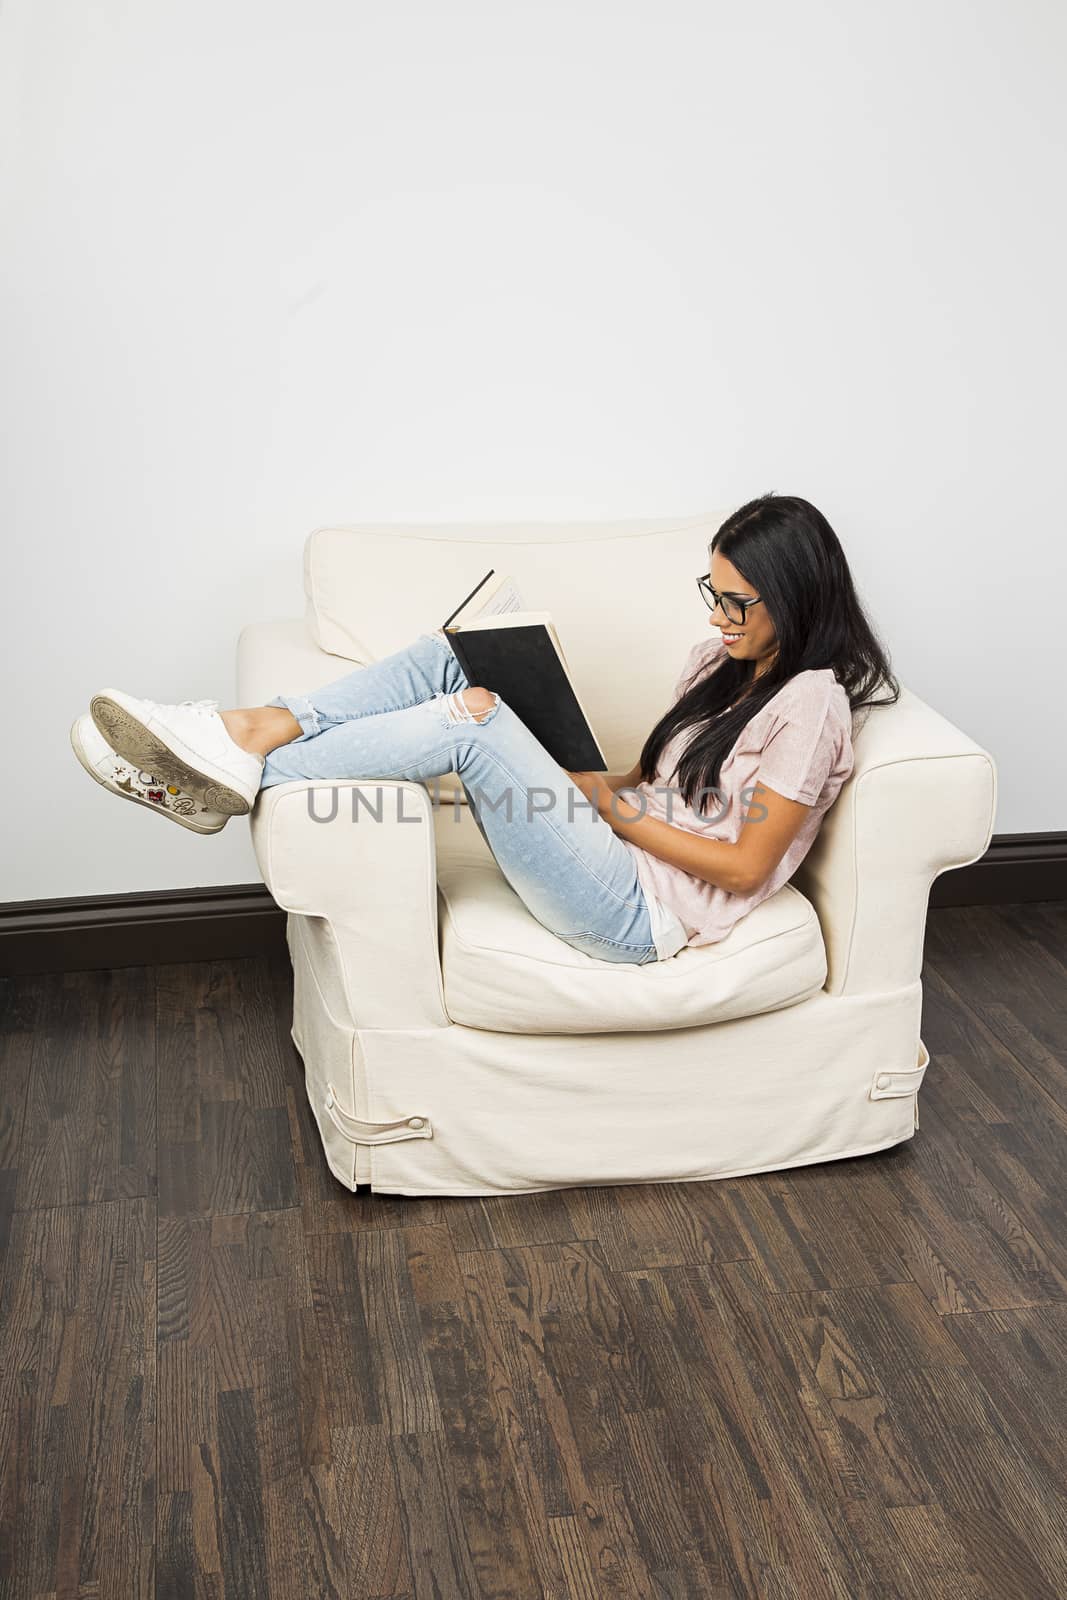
left=442, top=688, right=500, bottom=726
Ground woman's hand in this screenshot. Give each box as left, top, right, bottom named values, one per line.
left=564, top=769, right=594, bottom=791
left=564, top=769, right=606, bottom=806
left=564, top=770, right=639, bottom=823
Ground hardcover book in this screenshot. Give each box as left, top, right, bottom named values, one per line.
left=440, top=569, right=608, bottom=771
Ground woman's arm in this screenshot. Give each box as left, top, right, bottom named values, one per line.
left=595, top=759, right=645, bottom=794
left=565, top=771, right=811, bottom=895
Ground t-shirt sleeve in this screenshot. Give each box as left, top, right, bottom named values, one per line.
left=756, top=679, right=852, bottom=806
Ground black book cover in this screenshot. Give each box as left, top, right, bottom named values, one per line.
left=444, top=624, right=607, bottom=771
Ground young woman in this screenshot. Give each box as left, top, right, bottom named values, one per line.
left=71, top=493, right=899, bottom=965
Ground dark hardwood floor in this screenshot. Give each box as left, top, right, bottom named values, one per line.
left=1, top=900, right=1066, bottom=1599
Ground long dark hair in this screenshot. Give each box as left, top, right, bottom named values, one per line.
left=637, top=493, right=900, bottom=812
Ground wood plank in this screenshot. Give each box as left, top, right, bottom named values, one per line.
left=156, top=959, right=297, bottom=1219
left=0, top=1198, right=154, bottom=1598
left=1, top=901, right=1066, bottom=1595
left=17, top=968, right=155, bottom=1211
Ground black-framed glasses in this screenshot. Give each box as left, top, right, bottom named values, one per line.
left=696, top=573, right=765, bottom=626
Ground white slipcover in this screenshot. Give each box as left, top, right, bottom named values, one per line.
left=237, top=515, right=997, bottom=1197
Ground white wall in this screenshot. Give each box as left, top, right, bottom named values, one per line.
left=2, top=0, right=1064, bottom=903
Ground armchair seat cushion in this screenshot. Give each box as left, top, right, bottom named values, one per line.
left=434, top=807, right=828, bottom=1034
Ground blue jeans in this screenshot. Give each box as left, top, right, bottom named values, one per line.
left=259, top=630, right=666, bottom=964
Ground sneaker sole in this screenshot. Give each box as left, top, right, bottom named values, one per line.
left=88, top=695, right=252, bottom=816
left=70, top=720, right=228, bottom=834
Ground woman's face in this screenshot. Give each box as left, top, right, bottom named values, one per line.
left=708, top=550, right=779, bottom=678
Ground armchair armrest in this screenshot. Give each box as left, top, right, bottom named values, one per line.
left=249, top=778, right=449, bottom=1029
left=236, top=616, right=364, bottom=706
left=237, top=618, right=450, bottom=1028
left=792, top=686, right=997, bottom=996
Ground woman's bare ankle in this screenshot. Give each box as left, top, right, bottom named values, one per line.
left=220, top=707, right=302, bottom=757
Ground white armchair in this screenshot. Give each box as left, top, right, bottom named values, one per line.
left=237, top=516, right=997, bottom=1198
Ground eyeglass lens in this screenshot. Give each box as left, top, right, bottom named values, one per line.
left=701, top=580, right=745, bottom=623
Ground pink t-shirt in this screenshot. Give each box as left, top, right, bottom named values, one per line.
left=619, top=632, right=855, bottom=947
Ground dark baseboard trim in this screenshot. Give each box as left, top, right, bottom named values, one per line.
left=2, top=832, right=1065, bottom=977
left=927, top=830, right=1067, bottom=909
left=0, top=884, right=288, bottom=977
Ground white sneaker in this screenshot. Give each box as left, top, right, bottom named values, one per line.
left=89, top=689, right=265, bottom=816
left=70, top=714, right=230, bottom=834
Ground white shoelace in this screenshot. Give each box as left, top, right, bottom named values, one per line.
left=145, top=697, right=221, bottom=717
left=140, top=696, right=262, bottom=768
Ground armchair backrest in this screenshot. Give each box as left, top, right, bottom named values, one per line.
left=304, top=512, right=730, bottom=770
left=304, top=517, right=997, bottom=997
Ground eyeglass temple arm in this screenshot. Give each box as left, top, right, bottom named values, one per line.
left=698, top=576, right=761, bottom=609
